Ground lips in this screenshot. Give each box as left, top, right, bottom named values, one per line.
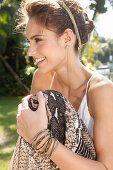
left=34, top=57, right=46, bottom=65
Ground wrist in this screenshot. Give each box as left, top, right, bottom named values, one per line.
left=31, top=129, right=59, bottom=159
left=46, top=138, right=59, bottom=159
left=30, top=129, right=49, bottom=145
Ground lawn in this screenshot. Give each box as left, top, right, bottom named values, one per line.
left=0, top=96, right=22, bottom=170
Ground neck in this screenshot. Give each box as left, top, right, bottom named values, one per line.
left=51, top=49, right=93, bottom=97
left=54, top=59, right=87, bottom=91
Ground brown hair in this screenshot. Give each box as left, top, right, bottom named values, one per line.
left=18, top=0, right=95, bottom=50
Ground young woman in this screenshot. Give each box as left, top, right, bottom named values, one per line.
left=9, top=0, right=113, bottom=169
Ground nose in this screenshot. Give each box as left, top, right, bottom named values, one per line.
left=27, top=44, right=37, bottom=57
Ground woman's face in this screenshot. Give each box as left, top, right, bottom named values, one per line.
left=26, top=17, right=68, bottom=74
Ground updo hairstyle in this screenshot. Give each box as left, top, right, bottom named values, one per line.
left=18, top=0, right=95, bottom=50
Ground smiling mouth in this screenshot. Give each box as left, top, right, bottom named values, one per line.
left=35, top=57, right=46, bottom=65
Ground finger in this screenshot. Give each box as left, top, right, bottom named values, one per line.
left=37, top=91, right=46, bottom=108
left=17, top=127, right=23, bottom=137
left=17, top=114, right=25, bottom=131
left=17, top=117, right=20, bottom=132
left=22, top=95, right=32, bottom=109
left=17, top=103, right=22, bottom=115
left=22, top=97, right=29, bottom=109
left=22, top=95, right=32, bottom=101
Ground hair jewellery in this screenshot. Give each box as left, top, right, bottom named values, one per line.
left=56, top=0, right=82, bottom=49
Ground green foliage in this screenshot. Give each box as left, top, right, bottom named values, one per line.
left=0, top=0, right=34, bottom=96
left=0, top=0, right=113, bottom=96
left=96, top=38, right=113, bottom=63
left=90, top=0, right=107, bottom=14
left=81, top=0, right=113, bottom=68
left=82, top=31, right=102, bottom=70
left=82, top=30, right=113, bottom=69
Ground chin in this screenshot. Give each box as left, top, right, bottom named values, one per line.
left=38, top=67, right=52, bottom=74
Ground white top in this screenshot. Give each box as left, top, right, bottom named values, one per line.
left=50, top=72, right=95, bottom=138
left=77, top=74, right=95, bottom=138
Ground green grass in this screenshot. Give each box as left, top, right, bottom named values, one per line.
left=0, top=97, right=22, bottom=170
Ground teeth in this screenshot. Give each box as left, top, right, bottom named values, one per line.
left=36, top=57, right=45, bottom=63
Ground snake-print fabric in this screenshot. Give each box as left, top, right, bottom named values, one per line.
left=11, top=90, right=96, bottom=170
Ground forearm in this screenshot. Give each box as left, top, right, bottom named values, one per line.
left=33, top=130, right=107, bottom=170
left=51, top=142, right=107, bottom=170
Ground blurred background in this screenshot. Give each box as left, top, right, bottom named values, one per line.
left=0, top=0, right=113, bottom=169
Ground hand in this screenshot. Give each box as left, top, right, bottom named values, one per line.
left=17, top=91, right=48, bottom=143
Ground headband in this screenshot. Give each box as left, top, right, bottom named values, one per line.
left=56, top=0, right=82, bottom=49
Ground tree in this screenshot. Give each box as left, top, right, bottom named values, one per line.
left=81, top=0, right=113, bottom=65
left=0, top=0, right=113, bottom=95
left=89, top=0, right=107, bottom=20
left=81, top=31, right=101, bottom=70
left=0, top=0, right=31, bottom=95
left=96, top=38, right=113, bottom=64
left=89, top=0, right=113, bottom=20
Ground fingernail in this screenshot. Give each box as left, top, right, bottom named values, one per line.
left=38, top=91, right=43, bottom=96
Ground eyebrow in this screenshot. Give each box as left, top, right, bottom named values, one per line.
left=30, top=34, right=44, bottom=40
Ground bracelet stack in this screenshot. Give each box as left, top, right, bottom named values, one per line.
left=30, top=129, right=59, bottom=159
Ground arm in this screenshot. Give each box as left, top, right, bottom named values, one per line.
left=16, top=72, right=113, bottom=170
left=8, top=69, right=40, bottom=169
left=48, top=81, right=113, bottom=170
left=30, top=69, right=42, bottom=94
left=31, top=69, right=53, bottom=94
left=8, top=70, right=52, bottom=168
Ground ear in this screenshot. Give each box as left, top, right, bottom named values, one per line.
left=63, top=28, right=77, bottom=47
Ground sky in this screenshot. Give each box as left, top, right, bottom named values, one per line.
left=79, top=0, right=113, bottom=39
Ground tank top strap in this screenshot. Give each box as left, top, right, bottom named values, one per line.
left=50, top=72, right=96, bottom=92
left=85, top=73, right=96, bottom=95
left=50, top=72, right=56, bottom=89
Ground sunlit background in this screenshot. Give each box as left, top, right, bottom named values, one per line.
left=80, top=0, right=113, bottom=39
left=0, top=0, right=113, bottom=169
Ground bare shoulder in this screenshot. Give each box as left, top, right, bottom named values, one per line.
left=88, top=73, right=113, bottom=117
left=89, top=73, right=113, bottom=91
left=88, top=73, right=113, bottom=169
left=30, top=69, right=53, bottom=95
left=88, top=73, right=113, bottom=98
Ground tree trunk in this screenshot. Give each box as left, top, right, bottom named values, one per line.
left=92, top=9, right=97, bottom=21
left=0, top=55, right=30, bottom=93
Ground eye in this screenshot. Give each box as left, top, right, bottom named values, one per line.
left=35, top=38, right=42, bottom=43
